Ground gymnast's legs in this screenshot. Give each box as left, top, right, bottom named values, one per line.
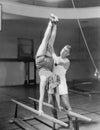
left=35, top=14, right=58, bottom=115
left=36, top=14, right=58, bottom=58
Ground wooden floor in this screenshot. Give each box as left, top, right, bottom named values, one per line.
left=0, top=81, right=100, bottom=130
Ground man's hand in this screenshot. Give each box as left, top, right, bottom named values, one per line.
left=58, top=106, right=64, bottom=111
left=38, top=109, right=44, bottom=116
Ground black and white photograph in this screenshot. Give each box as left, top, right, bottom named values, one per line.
left=0, top=0, right=100, bottom=130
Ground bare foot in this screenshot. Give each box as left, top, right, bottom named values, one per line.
left=50, top=13, right=59, bottom=23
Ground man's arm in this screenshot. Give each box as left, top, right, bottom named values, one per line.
left=60, top=59, right=70, bottom=70
left=51, top=47, right=60, bottom=64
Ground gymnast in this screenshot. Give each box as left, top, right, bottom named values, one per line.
left=36, top=13, right=73, bottom=127
left=35, top=14, right=58, bottom=115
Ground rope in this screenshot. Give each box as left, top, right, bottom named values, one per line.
left=71, top=0, right=100, bottom=77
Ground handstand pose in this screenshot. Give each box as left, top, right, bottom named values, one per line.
left=35, top=14, right=58, bottom=115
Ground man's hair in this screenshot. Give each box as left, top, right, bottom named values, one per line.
left=64, top=45, right=71, bottom=50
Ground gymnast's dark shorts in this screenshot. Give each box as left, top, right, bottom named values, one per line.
left=35, top=55, right=54, bottom=71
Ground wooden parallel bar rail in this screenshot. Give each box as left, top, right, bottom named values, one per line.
left=11, top=99, right=68, bottom=127
left=29, top=97, right=54, bottom=108
left=28, top=97, right=92, bottom=122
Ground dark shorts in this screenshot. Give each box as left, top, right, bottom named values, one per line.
left=36, top=55, right=54, bottom=71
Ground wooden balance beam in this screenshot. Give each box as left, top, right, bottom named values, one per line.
left=28, top=97, right=92, bottom=122
left=11, top=99, right=68, bottom=127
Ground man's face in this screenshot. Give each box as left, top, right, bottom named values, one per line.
left=60, top=46, right=70, bottom=58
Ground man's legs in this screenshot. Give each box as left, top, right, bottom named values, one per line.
left=60, top=94, right=74, bottom=130
left=60, top=94, right=72, bottom=111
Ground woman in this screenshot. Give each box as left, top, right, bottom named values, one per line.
left=35, top=14, right=58, bottom=115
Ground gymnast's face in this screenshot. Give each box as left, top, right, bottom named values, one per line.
left=60, top=45, right=71, bottom=58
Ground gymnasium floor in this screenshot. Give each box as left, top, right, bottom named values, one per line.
left=0, top=82, right=100, bottom=130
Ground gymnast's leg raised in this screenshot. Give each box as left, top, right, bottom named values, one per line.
left=35, top=14, right=58, bottom=115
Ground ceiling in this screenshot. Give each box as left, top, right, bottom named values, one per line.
left=1, top=0, right=100, bottom=28
left=2, top=0, right=100, bottom=8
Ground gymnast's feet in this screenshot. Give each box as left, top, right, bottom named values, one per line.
left=50, top=13, right=59, bottom=24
